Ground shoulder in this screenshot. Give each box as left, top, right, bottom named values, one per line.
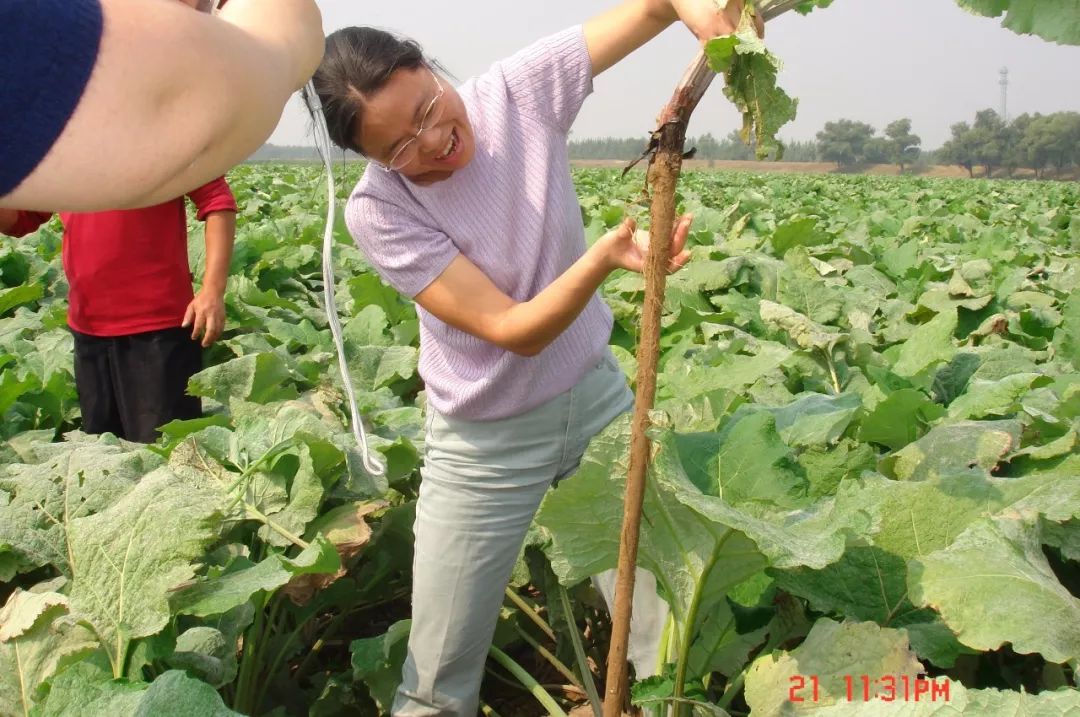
left=345, top=168, right=434, bottom=238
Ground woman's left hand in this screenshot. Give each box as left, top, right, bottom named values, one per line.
left=666, top=0, right=764, bottom=42
left=598, top=215, right=693, bottom=275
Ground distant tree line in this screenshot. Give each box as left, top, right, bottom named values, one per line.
left=567, top=131, right=818, bottom=163
left=567, top=110, right=1080, bottom=179
left=938, top=110, right=1080, bottom=179
left=814, top=118, right=923, bottom=172
left=809, top=111, right=1080, bottom=178
left=251, top=110, right=1079, bottom=180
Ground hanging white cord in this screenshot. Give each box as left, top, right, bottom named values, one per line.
left=304, top=81, right=387, bottom=477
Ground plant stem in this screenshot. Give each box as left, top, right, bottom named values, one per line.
left=557, top=582, right=603, bottom=717
left=515, top=625, right=582, bottom=690
left=505, top=587, right=556, bottom=642
left=823, top=348, right=841, bottom=394
left=233, top=594, right=267, bottom=714
left=649, top=614, right=676, bottom=717
left=244, top=504, right=310, bottom=549
left=656, top=611, right=675, bottom=675
left=717, top=668, right=749, bottom=713
left=245, top=594, right=286, bottom=714
left=112, top=633, right=125, bottom=680
left=672, top=535, right=732, bottom=717
left=759, top=0, right=805, bottom=21
left=295, top=610, right=348, bottom=679
left=252, top=597, right=302, bottom=714
left=488, top=645, right=569, bottom=717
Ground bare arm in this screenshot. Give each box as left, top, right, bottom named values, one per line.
left=583, top=0, right=755, bottom=77
left=183, top=210, right=236, bottom=347
left=201, top=211, right=236, bottom=297
left=414, top=217, right=692, bottom=357
left=2, top=0, right=323, bottom=212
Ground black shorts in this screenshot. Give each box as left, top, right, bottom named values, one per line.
left=71, top=326, right=203, bottom=443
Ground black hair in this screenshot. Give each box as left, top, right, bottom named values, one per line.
left=304, top=27, right=429, bottom=156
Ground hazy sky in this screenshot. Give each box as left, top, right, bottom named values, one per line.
left=268, top=0, right=1080, bottom=149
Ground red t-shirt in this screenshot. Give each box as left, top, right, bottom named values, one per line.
left=9, top=177, right=237, bottom=337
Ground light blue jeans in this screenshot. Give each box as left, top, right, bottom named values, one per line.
left=393, top=351, right=667, bottom=716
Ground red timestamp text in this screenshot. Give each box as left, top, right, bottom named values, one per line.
left=788, top=674, right=952, bottom=703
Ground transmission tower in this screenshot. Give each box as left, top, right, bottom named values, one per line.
left=999, top=67, right=1009, bottom=122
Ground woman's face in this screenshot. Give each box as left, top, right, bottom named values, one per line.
left=354, top=66, right=475, bottom=185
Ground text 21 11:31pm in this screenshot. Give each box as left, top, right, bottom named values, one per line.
left=789, top=674, right=952, bottom=703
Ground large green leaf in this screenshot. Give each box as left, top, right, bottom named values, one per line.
left=908, top=512, right=1080, bottom=663
left=779, top=466, right=1080, bottom=665
left=34, top=663, right=243, bottom=717
left=0, top=283, right=43, bottom=317
left=955, top=0, right=1080, bottom=45
left=691, top=411, right=807, bottom=505
left=741, top=616, right=1080, bottom=714
left=253, top=442, right=328, bottom=548
left=835, top=471, right=1076, bottom=560
left=772, top=546, right=952, bottom=660
left=706, top=6, right=798, bottom=159
left=188, top=352, right=299, bottom=404
left=962, top=687, right=1080, bottom=714
left=344, top=345, right=419, bottom=392
left=760, top=300, right=845, bottom=351
left=342, top=305, right=393, bottom=348
left=537, top=416, right=863, bottom=692
left=67, top=468, right=223, bottom=674
left=166, top=403, right=350, bottom=539
left=659, top=341, right=793, bottom=404
left=0, top=590, right=97, bottom=716
left=780, top=550, right=946, bottom=663
left=892, top=309, right=958, bottom=378
left=0, top=439, right=162, bottom=577
left=685, top=598, right=770, bottom=680
left=744, top=619, right=924, bottom=715
left=667, top=255, right=751, bottom=294
left=1055, top=292, right=1080, bottom=369
left=770, top=216, right=831, bottom=257
left=860, top=389, right=945, bottom=450
left=170, top=536, right=339, bottom=618
left=798, top=439, right=876, bottom=498
left=946, top=373, right=1052, bottom=420
left=769, top=392, right=862, bottom=447
left=33, top=660, right=145, bottom=716
left=351, top=620, right=411, bottom=714
left=880, top=420, right=1021, bottom=481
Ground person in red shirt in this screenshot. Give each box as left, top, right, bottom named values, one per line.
left=0, top=177, right=237, bottom=442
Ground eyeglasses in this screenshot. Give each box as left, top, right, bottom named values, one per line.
left=377, top=68, right=446, bottom=171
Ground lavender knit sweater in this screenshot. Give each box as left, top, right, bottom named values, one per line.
left=345, top=27, right=613, bottom=421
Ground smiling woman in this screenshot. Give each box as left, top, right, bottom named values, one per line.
left=357, top=60, right=474, bottom=184
left=305, top=28, right=475, bottom=184
left=305, top=1, right=757, bottom=715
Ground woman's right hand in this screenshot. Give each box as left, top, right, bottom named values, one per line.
left=666, top=0, right=760, bottom=41
left=598, top=215, right=693, bottom=275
